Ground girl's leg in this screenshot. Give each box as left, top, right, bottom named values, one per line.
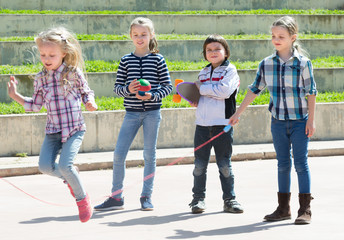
left=271, top=117, right=292, bottom=193
left=213, top=126, right=235, bottom=200
left=38, top=133, right=63, bottom=178
left=290, top=118, right=311, bottom=194
left=192, top=125, right=212, bottom=200
left=112, top=111, right=142, bottom=198
left=141, top=109, right=161, bottom=198
left=58, top=131, right=86, bottom=201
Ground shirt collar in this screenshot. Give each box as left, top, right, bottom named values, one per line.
left=44, top=62, right=67, bottom=75
left=272, top=48, right=301, bottom=62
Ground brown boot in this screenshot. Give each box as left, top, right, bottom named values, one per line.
left=264, top=192, right=291, bottom=221
left=295, top=193, right=313, bottom=224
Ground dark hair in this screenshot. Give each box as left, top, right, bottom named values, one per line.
left=202, top=34, right=230, bottom=61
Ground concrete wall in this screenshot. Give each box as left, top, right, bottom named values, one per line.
left=1, top=68, right=343, bottom=103
left=1, top=0, right=343, bottom=11
left=0, top=103, right=343, bottom=157
left=1, top=14, right=344, bottom=37
left=1, top=39, right=343, bottom=65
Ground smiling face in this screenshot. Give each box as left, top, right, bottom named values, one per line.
left=38, top=42, right=66, bottom=71
left=205, top=42, right=227, bottom=68
left=130, top=24, right=153, bottom=55
left=271, top=26, right=296, bottom=55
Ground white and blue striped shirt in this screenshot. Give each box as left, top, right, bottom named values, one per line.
left=114, top=53, right=172, bottom=111
left=249, top=49, right=317, bottom=120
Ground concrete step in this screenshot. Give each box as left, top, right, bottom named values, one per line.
left=1, top=14, right=344, bottom=37
left=1, top=39, right=343, bottom=65
left=1, top=0, right=343, bottom=11
left=1, top=67, right=343, bottom=103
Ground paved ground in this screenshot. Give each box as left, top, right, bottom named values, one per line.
left=1, top=152, right=344, bottom=239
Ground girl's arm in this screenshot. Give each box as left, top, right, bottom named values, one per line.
left=228, top=90, right=257, bottom=126
left=7, top=76, right=25, bottom=106
left=150, top=57, right=173, bottom=101
left=306, top=94, right=316, bottom=137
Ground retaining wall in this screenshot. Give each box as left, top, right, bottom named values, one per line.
left=1, top=39, right=343, bottom=65
left=1, top=14, right=344, bottom=37
left=1, top=0, right=343, bottom=11
left=0, top=103, right=343, bottom=157
left=1, top=68, right=343, bottom=103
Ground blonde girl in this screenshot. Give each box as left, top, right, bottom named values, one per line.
left=94, top=17, right=172, bottom=211
left=7, top=27, right=97, bottom=223
left=229, top=16, right=316, bottom=224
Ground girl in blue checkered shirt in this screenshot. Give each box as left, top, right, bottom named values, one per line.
left=229, top=16, right=316, bottom=225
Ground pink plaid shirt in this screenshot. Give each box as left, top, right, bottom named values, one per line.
left=24, top=63, right=95, bottom=142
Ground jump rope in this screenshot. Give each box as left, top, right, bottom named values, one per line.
left=0, top=125, right=232, bottom=207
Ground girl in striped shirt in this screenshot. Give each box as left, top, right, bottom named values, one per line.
left=94, top=17, right=172, bottom=211
left=229, top=16, right=317, bottom=225
left=7, top=27, right=97, bottom=223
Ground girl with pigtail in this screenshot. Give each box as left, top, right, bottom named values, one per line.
left=94, top=17, right=172, bottom=211
left=229, top=16, right=317, bottom=224
left=7, top=27, right=97, bottom=223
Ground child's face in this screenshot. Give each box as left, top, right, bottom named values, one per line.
left=271, top=26, right=296, bottom=53
left=130, top=25, right=153, bottom=52
left=205, top=42, right=227, bottom=68
left=38, top=42, right=66, bottom=71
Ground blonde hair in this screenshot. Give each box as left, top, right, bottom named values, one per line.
left=130, top=17, right=159, bottom=54
left=35, top=27, right=86, bottom=91
left=271, top=16, right=309, bottom=57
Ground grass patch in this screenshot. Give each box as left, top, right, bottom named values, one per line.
left=1, top=9, right=344, bottom=15
left=1, top=56, right=344, bottom=75
left=1, top=33, right=344, bottom=42
left=1, top=91, right=343, bottom=115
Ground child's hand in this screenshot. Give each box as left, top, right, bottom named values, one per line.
left=128, top=79, right=140, bottom=94
left=136, top=92, right=152, bottom=100
left=305, top=119, right=316, bottom=137
left=228, top=112, right=240, bottom=126
left=190, top=102, right=198, bottom=107
left=7, top=76, right=18, bottom=99
left=85, top=101, right=98, bottom=111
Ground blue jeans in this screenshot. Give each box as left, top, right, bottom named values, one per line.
left=112, top=109, right=161, bottom=199
left=38, top=131, right=86, bottom=201
left=271, top=117, right=311, bottom=194
left=192, top=125, right=235, bottom=200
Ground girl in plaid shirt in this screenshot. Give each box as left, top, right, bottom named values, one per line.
left=229, top=16, right=316, bottom=225
left=7, top=27, right=97, bottom=223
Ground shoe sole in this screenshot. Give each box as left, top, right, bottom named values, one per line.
left=94, top=206, right=124, bottom=211
left=192, top=208, right=205, bottom=214
left=224, top=209, right=244, bottom=214
left=264, top=216, right=291, bottom=221
left=141, top=207, right=154, bottom=211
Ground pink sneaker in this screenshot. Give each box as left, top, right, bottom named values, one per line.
left=76, top=193, right=93, bottom=223
left=63, top=166, right=80, bottom=198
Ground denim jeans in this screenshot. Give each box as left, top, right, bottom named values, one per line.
left=39, top=131, right=86, bottom=201
left=192, top=125, right=235, bottom=200
left=112, top=109, right=161, bottom=199
left=271, top=116, right=311, bottom=194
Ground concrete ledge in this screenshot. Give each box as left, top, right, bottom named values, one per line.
left=1, top=140, right=344, bottom=177
left=2, top=39, right=344, bottom=65
left=1, top=14, right=344, bottom=37
left=2, top=67, right=344, bottom=103
left=1, top=0, right=343, bottom=11
left=0, top=103, right=343, bottom=157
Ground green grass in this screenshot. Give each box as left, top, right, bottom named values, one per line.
left=1, top=33, right=344, bottom=42
left=1, top=91, right=344, bottom=115
left=1, top=56, right=344, bottom=75
left=1, top=9, right=344, bottom=15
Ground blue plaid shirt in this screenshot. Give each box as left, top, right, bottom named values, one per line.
left=249, top=50, right=317, bottom=120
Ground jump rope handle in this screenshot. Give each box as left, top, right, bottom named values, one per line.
left=223, top=124, right=232, bottom=133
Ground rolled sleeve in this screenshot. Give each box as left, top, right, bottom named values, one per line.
left=303, top=60, right=317, bottom=96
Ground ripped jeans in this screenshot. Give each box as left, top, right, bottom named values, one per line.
left=192, top=125, right=235, bottom=200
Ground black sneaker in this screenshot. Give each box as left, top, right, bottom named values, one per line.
left=94, top=197, right=124, bottom=211
left=223, top=199, right=244, bottom=213
left=189, top=198, right=206, bottom=214
left=140, top=196, right=154, bottom=211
